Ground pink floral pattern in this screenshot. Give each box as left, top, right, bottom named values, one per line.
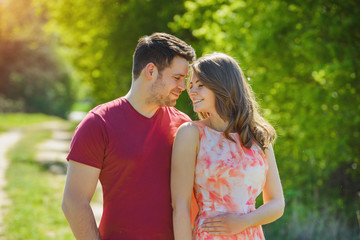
left=193, top=122, right=268, bottom=240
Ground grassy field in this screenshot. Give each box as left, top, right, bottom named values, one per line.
left=0, top=113, right=59, bottom=133
left=0, top=114, right=74, bottom=239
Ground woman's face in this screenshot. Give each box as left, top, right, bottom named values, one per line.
left=188, top=73, right=216, bottom=114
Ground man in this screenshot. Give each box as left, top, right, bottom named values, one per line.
left=62, top=33, right=195, bottom=240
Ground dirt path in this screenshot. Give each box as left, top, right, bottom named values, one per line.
left=0, top=130, right=23, bottom=237
left=0, top=120, right=103, bottom=238
left=35, top=121, right=103, bottom=225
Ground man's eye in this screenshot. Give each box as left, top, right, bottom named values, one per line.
left=198, top=84, right=203, bottom=87
left=174, top=77, right=181, bottom=80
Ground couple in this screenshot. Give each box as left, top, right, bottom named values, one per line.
left=62, top=33, right=284, bottom=240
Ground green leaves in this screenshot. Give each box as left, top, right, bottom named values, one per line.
left=171, top=0, right=360, bottom=204
left=41, top=0, right=189, bottom=104
left=26, top=0, right=359, bottom=206
left=0, top=0, right=74, bottom=117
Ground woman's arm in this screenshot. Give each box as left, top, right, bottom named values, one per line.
left=202, top=144, right=285, bottom=236
left=241, top=143, right=285, bottom=226
left=171, top=122, right=199, bottom=240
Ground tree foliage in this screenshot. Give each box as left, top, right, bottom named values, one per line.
left=170, top=0, right=360, bottom=205
left=37, top=0, right=360, bottom=204
left=41, top=0, right=189, bottom=106
left=0, top=0, right=74, bottom=117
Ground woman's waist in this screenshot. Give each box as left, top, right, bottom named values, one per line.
left=199, top=200, right=254, bottom=211
left=194, top=205, right=256, bottom=233
left=197, top=203, right=255, bottom=220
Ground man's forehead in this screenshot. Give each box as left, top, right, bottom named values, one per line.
left=167, top=60, right=189, bottom=74
left=169, top=56, right=189, bottom=67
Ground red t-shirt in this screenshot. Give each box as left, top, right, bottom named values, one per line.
left=67, top=97, right=191, bottom=240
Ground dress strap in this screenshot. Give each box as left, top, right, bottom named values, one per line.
left=192, top=121, right=206, bottom=141
left=192, top=121, right=203, bottom=128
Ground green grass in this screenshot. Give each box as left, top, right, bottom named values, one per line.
left=0, top=113, right=59, bottom=133
left=3, top=127, right=74, bottom=239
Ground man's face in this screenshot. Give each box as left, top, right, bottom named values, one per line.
left=149, top=56, right=189, bottom=107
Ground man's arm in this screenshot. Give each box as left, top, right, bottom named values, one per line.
left=62, top=160, right=102, bottom=240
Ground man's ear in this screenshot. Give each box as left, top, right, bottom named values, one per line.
left=144, top=63, right=158, bottom=81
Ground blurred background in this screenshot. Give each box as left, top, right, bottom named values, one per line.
left=0, top=0, right=359, bottom=239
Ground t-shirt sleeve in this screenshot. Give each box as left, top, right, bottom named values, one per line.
left=183, top=113, right=192, bottom=122
left=67, top=112, right=107, bottom=169
left=179, top=111, right=192, bottom=123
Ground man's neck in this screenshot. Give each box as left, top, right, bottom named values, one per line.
left=124, top=90, right=160, bottom=119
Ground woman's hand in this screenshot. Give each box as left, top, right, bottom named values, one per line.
left=201, top=213, right=249, bottom=236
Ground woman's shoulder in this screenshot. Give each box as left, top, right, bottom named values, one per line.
left=174, top=122, right=201, bottom=149
left=177, top=121, right=201, bottom=135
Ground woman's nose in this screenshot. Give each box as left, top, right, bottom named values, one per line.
left=189, top=87, right=197, bottom=96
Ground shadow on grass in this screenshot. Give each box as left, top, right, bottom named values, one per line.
left=12, top=156, right=68, bottom=175
left=40, top=161, right=67, bottom=175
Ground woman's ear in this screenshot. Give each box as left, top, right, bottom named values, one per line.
left=144, top=62, right=158, bottom=81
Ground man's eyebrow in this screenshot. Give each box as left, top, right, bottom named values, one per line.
left=172, top=73, right=186, bottom=77
left=189, top=80, right=200, bottom=85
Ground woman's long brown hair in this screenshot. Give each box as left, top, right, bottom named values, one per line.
left=191, top=53, right=276, bottom=150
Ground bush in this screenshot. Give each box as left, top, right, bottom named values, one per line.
left=0, top=95, right=25, bottom=113
left=0, top=0, right=75, bottom=118
left=263, top=200, right=359, bottom=240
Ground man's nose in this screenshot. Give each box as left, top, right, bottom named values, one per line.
left=178, top=79, right=186, bottom=91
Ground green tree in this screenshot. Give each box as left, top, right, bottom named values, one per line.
left=38, top=0, right=360, bottom=200
left=171, top=0, right=360, bottom=202
left=0, top=0, right=74, bottom=117
left=41, top=0, right=191, bottom=111
left=171, top=1, right=360, bottom=238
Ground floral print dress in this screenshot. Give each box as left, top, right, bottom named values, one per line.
left=193, top=121, right=268, bottom=240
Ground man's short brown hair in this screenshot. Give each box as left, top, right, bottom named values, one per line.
left=132, top=33, right=195, bottom=80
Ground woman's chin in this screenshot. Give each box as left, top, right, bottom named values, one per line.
left=193, top=107, right=200, bottom=113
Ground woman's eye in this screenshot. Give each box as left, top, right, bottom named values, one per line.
left=198, top=84, right=203, bottom=87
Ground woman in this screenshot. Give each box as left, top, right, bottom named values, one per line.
left=171, top=53, right=284, bottom=240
